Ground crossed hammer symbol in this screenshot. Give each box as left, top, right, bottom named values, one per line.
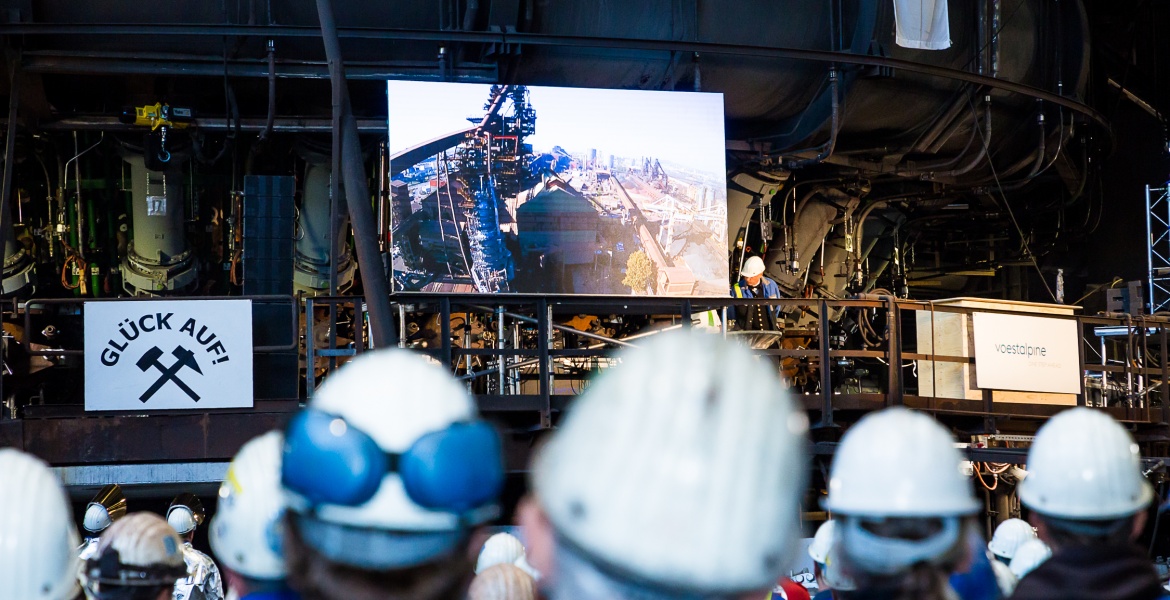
left=135, top=345, right=203, bottom=402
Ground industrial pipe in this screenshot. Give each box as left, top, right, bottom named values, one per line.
left=0, top=58, right=32, bottom=297
left=317, top=0, right=395, bottom=347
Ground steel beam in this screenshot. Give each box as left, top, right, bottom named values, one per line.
left=54, top=462, right=228, bottom=497
left=18, top=411, right=291, bottom=464
left=21, top=51, right=496, bottom=81
left=21, top=115, right=389, bottom=133
left=0, top=23, right=1111, bottom=139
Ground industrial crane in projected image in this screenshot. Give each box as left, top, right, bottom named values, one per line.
left=414, top=85, right=533, bottom=293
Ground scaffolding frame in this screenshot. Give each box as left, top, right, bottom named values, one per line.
left=1147, top=183, right=1170, bottom=313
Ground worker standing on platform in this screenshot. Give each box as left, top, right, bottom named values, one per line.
left=824, top=407, right=980, bottom=600
left=169, top=493, right=225, bottom=600
left=987, top=518, right=1036, bottom=565
left=79, top=484, right=128, bottom=560
left=1012, top=408, right=1163, bottom=600
left=209, top=431, right=299, bottom=600
left=731, top=255, right=783, bottom=349
left=81, top=512, right=189, bottom=600
left=280, top=348, right=506, bottom=600
left=808, top=520, right=856, bottom=599
left=0, top=448, right=81, bottom=600
left=517, top=329, right=809, bottom=600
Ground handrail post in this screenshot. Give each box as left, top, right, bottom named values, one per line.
left=1076, top=317, right=1087, bottom=406
left=887, top=296, right=903, bottom=405
left=538, top=298, right=551, bottom=428
left=818, top=299, right=833, bottom=427
left=440, top=297, right=452, bottom=368
left=305, top=297, right=316, bottom=398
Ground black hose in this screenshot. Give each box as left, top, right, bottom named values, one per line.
left=316, top=0, right=396, bottom=347
left=787, top=69, right=840, bottom=169
left=258, top=39, right=276, bottom=145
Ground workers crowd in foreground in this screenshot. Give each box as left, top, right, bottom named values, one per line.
left=2, top=329, right=1168, bottom=600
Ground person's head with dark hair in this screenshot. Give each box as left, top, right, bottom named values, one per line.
left=280, top=349, right=506, bottom=600
left=82, top=512, right=187, bottom=600
left=1011, top=408, right=1161, bottom=600
left=825, top=408, right=980, bottom=600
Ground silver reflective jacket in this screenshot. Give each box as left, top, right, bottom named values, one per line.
left=173, top=542, right=224, bottom=600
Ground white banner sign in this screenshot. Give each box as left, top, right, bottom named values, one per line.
left=972, top=312, right=1080, bottom=394
left=84, top=300, right=254, bottom=411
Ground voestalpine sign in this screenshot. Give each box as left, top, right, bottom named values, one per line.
left=84, top=300, right=254, bottom=411
left=972, top=312, right=1080, bottom=394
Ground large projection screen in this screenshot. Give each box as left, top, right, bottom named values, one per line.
left=387, top=81, right=728, bottom=296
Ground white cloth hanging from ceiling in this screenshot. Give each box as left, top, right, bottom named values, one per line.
left=893, top=0, right=952, bottom=50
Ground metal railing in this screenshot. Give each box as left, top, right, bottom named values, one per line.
left=374, top=293, right=1170, bottom=432
left=6, top=291, right=1169, bottom=433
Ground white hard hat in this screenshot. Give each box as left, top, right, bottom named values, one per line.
left=990, top=556, right=1018, bottom=596
left=281, top=348, right=504, bottom=570
left=740, top=255, right=766, bottom=278
left=821, top=547, right=857, bottom=591
left=1018, top=407, right=1153, bottom=519
left=84, top=504, right=113, bottom=534
left=532, top=329, right=809, bottom=593
left=167, top=506, right=197, bottom=536
left=808, top=520, right=836, bottom=564
left=166, top=493, right=205, bottom=535
left=987, top=518, right=1036, bottom=560
left=468, top=563, right=536, bottom=600
left=291, top=350, right=486, bottom=531
left=825, top=407, right=980, bottom=517
left=513, top=554, right=542, bottom=580
left=83, top=484, right=127, bottom=534
left=476, top=532, right=527, bottom=573
left=1008, top=539, right=1051, bottom=579
left=0, top=449, right=80, bottom=600
left=83, top=512, right=187, bottom=594
left=210, top=431, right=287, bottom=580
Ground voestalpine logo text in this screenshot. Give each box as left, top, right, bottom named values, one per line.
left=993, top=343, right=1047, bottom=357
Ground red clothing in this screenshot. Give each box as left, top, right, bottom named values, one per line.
left=770, top=578, right=812, bottom=600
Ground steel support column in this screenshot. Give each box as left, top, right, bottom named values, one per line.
left=0, top=56, right=20, bottom=410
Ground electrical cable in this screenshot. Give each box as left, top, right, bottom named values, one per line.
left=974, top=464, right=999, bottom=491
left=970, top=97, right=1059, bottom=303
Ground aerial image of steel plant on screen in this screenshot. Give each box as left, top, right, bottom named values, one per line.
left=387, top=81, right=729, bottom=296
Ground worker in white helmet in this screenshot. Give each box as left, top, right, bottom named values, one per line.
left=280, top=348, right=506, bottom=600
left=79, top=484, right=128, bottom=560
left=1008, top=539, right=1051, bottom=580
left=949, top=522, right=1016, bottom=600
left=824, top=407, right=981, bottom=600
left=475, top=532, right=539, bottom=579
left=807, top=521, right=835, bottom=598
left=209, top=431, right=298, bottom=600
left=168, top=493, right=224, bottom=600
left=807, top=520, right=857, bottom=599
left=0, top=448, right=81, bottom=600
left=987, top=518, right=1036, bottom=564
left=518, top=329, right=809, bottom=599
left=81, top=512, right=189, bottom=600
left=1012, top=408, right=1162, bottom=600
left=731, top=255, right=783, bottom=349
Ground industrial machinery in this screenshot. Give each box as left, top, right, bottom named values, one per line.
left=0, top=2, right=1169, bottom=528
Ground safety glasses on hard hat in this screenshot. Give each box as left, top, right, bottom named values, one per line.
left=281, top=409, right=505, bottom=513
